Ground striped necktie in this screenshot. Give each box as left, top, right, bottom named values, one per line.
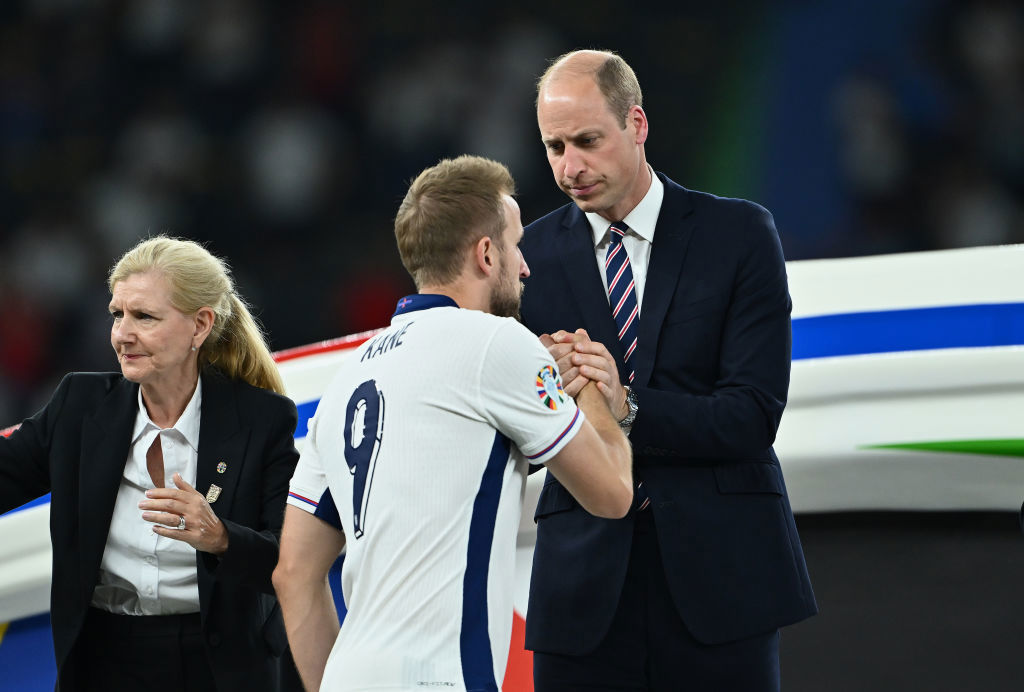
left=605, top=221, right=639, bottom=383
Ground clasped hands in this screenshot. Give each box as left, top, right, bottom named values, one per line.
left=540, top=328, right=629, bottom=422
left=139, top=472, right=229, bottom=555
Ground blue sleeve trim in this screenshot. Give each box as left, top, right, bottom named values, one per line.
left=313, top=487, right=343, bottom=531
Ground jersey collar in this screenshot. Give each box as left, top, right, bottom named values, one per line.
left=393, top=293, right=459, bottom=317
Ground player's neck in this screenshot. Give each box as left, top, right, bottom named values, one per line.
left=417, top=282, right=487, bottom=314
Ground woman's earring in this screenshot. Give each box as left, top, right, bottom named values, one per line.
left=191, top=345, right=197, bottom=352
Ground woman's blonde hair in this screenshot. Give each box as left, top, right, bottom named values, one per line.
left=109, top=235, right=285, bottom=395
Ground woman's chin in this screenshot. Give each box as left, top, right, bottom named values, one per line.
left=119, top=365, right=147, bottom=384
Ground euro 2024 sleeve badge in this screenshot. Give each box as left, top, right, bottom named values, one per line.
left=536, top=365, right=567, bottom=410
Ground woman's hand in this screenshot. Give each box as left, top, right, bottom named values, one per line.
left=140, top=473, right=229, bottom=554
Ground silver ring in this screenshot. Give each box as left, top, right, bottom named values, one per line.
left=177, top=515, right=186, bottom=531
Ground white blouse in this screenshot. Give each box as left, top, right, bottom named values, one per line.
left=90, top=380, right=203, bottom=615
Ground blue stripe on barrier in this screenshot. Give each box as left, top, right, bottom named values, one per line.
left=791, top=302, right=1024, bottom=360
left=295, top=399, right=319, bottom=439
left=1, top=494, right=51, bottom=517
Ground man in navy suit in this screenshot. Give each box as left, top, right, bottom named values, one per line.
left=520, top=49, right=817, bottom=691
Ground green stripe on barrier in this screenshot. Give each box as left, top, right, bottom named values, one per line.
left=862, top=440, right=1024, bottom=458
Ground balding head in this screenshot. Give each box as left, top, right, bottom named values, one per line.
left=537, top=49, right=643, bottom=127
left=543, top=50, right=610, bottom=82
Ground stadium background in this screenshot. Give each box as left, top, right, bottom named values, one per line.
left=1, top=0, right=1023, bottom=689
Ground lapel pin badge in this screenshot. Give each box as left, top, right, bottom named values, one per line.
left=216, top=461, right=227, bottom=474
left=206, top=484, right=223, bottom=504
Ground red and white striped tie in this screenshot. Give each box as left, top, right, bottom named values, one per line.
left=605, top=222, right=639, bottom=383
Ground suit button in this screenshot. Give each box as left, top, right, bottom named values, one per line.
left=208, top=632, right=223, bottom=647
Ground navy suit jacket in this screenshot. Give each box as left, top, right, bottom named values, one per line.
left=521, top=173, right=817, bottom=653
left=0, top=368, right=300, bottom=691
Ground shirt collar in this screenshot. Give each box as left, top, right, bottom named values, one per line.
left=393, top=293, right=459, bottom=317
left=132, top=378, right=203, bottom=451
left=586, top=164, right=664, bottom=247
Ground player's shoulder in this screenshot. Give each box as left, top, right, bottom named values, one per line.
left=453, top=309, right=532, bottom=343
left=435, top=310, right=542, bottom=361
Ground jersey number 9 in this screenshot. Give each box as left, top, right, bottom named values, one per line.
left=344, top=379, right=385, bottom=539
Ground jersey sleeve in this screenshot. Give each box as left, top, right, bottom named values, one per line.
left=478, top=320, right=584, bottom=465
left=286, top=411, right=344, bottom=531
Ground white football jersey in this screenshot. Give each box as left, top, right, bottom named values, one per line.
left=287, top=294, right=583, bottom=691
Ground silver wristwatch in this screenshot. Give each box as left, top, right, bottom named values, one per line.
left=619, top=385, right=639, bottom=430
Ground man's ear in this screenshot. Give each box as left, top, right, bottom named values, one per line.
left=474, top=236, right=497, bottom=277
left=629, top=105, right=649, bottom=146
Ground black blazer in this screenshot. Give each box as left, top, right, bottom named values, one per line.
left=521, top=173, right=817, bottom=653
left=0, top=368, right=300, bottom=691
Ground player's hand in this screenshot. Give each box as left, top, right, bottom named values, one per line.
left=140, top=473, right=229, bottom=554
left=541, top=329, right=590, bottom=396
left=558, top=329, right=628, bottom=419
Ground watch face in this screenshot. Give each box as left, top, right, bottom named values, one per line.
left=620, top=386, right=638, bottom=427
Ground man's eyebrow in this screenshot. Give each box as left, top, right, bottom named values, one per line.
left=545, top=129, right=601, bottom=142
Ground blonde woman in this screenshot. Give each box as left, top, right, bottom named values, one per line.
left=0, top=236, right=301, bottom=691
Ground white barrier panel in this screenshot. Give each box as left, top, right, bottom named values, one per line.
left=0, top=505, right=51, bottom=622
left=781, top=245, right=1024, bottom=511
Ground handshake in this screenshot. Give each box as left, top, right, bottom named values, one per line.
left=539, top=328, right=630, bottom=424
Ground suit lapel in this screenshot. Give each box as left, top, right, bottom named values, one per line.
left=634, top=176, right=695, bottom=388
left=195, top=370, right=249, bottom=522
left=194, top=372, right=250, bottom=610
left=79, top=378, right=138, bottom=593
left=558, top=209, right=626, bottom=367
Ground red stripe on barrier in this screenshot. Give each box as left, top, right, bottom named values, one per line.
left=273, top=329, right=384, bottom=363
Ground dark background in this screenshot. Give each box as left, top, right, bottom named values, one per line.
left=2, top=0, right=1022, bottom=423
left=1, top=1, right=1022, bottom=689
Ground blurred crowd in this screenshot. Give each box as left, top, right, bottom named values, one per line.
left=825, top=0, right=1024, bottom=257
left=1, top=0, right=1022, bottom=424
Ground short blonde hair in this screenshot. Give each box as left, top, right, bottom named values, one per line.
left=394, top=155, right=515, bottom=288
left=109, top=236, right=285, bottom=395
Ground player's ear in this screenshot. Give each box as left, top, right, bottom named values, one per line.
left=474, top=236, right=496, bottom=277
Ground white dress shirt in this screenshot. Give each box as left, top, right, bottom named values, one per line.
left=90, top=380, right=203, bottom=615
left=585, top=165, right=665, bottom=312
